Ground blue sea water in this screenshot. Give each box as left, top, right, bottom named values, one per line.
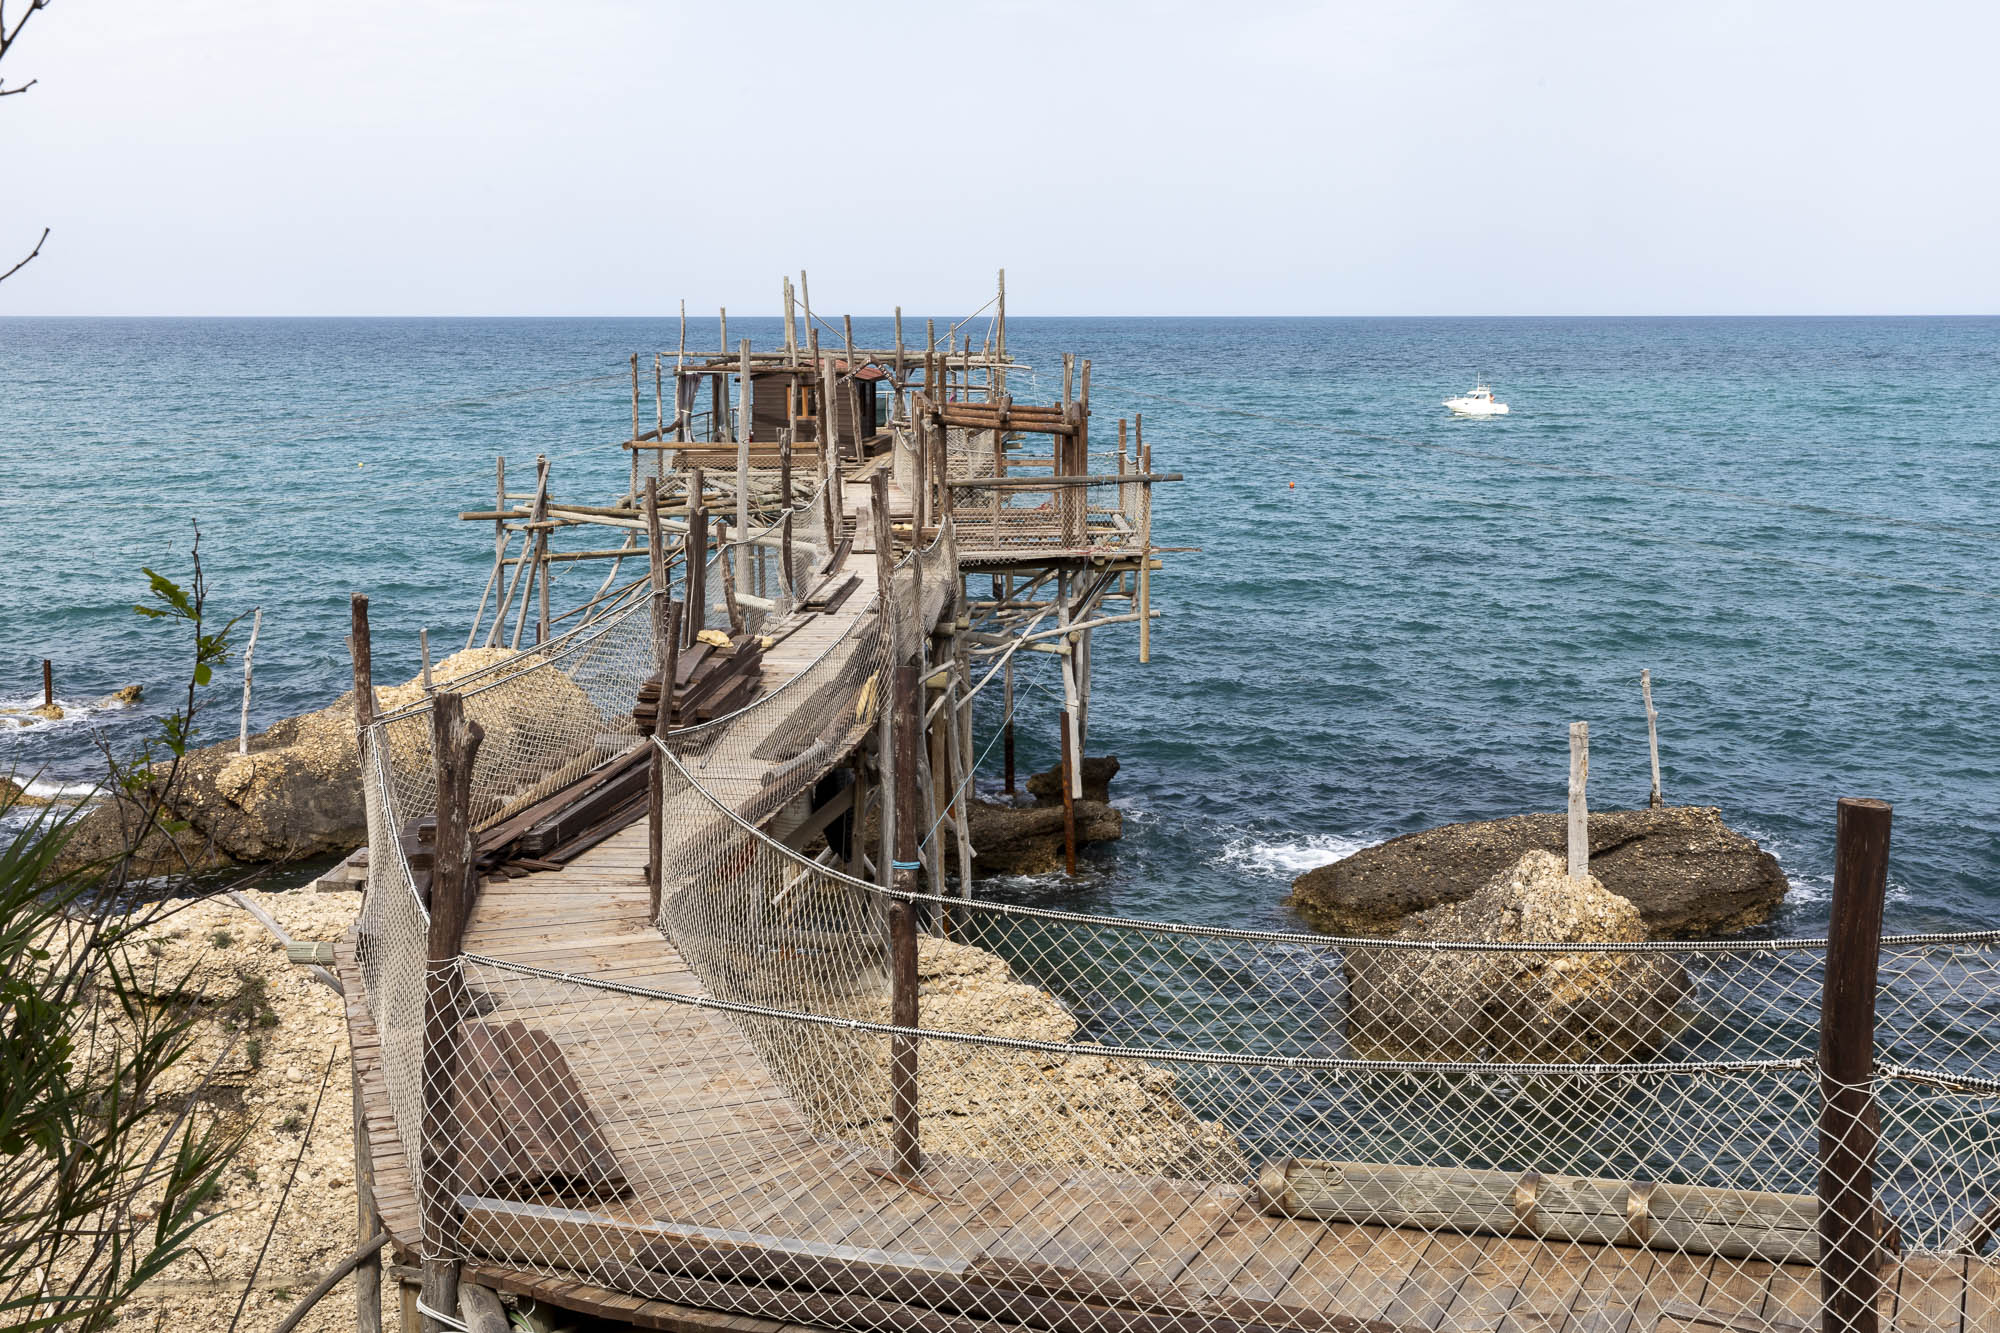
left=2, top=316, right=1996, bottom=933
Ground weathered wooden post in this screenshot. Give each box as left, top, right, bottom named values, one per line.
left=352, top=1073, right=382, bottom=1333
left=629, top=351, right=641, bottom=500
left=42, top=657, right=52, bottom=709
left=418, top=690, right=483, bottom=1333
left=888, top=660, right=923, bottom=1179
left=349, top=595, right=375, bottom=738
left=1137, top=415, right=1152, bottom=664
left=685, top=474, right=708, bottom=649
left=1820, top=797, right=1891, bottom=1333
left=736, top=337, right=753, bottom=592
left=1567, top=721, right=1590, bottom=881
left=238, top=607, right=262, bottom=755
left=779, top=430, right=794, bottom=596
left=1642, top=669, right=1663, bottom=808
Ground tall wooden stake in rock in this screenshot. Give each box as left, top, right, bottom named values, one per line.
left=418, top=690, right=484, bottom=1333
left=1567, top=721, right=1589, bottom=882
left=1819, top=797, right=1890, bottom=1333
left=1642, top=669, right=1663, bottom=809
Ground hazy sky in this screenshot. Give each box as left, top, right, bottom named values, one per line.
left=4, top=1, right=1995, bottom=316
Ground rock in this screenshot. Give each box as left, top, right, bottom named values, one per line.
left=958, top=798, right=1123, bottom=876
left=1289, top=806, right=1787, bottom=939
left=27, top=702, right=63, bottom=722
left=105, top=684, right=144, bottom=705
left=1, top=777, right=49, bottom=807
left=1026, top=754, right=1120, bottom=805
left=1345, top=850, right=1689, bottom=1062
left=773, top=935, right=1243, bottom=1179
left=52, top=645, right=599, bottom=878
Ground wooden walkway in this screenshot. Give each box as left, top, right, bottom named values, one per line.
left=340, top=460, right=1996, bottom=1333
left=342, top=818, right=1996, bottom=1333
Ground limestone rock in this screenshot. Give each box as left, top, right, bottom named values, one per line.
left=1026, top=754, right=1121, bottom=805
left=772, top=936, right=1244, bottom=1179
left=1289, top=806, right=1787, bottom=939
left=2, top=777, right=49, bottom=808
left=958, top=798, right=1123, bottom=876
left=1344, top=850, right=1689, bottom=1063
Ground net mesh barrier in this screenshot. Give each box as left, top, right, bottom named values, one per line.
left=923, top=423, right=1150, bottom=563
left=354, top=480, right=1998, bottom=1332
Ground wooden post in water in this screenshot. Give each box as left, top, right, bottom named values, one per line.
left=1820, top=797, right=1891, bottom=1333
left=42, top=658, right=52, bottom=708
left=238, top=607, right=262, bottom=756
left=888, top=660, right=923, bottom=1179
left=1642, top=669, right=1663, bottom=809
left=418, top=690, right=483, bottom=1333
left=1567, top=722, right=1590, bottom=881
left=1137, top=415, right=1152, bottom=664
left=686, top=492, right=708, bottom=648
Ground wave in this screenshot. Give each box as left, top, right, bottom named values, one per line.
left=1211, top=830, right=1378, bottom=880
left=0, top=693, right=139, bottom=736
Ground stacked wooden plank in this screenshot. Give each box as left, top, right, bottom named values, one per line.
left=633, top=633, right=764, bottom=732
left=402, top=743, right=653, bottom=884
left=454, top=1018, right=630, bottom=1203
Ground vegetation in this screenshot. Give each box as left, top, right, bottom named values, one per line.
left=1, top=543, right=252, bottom=1333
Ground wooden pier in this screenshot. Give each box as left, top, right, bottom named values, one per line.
left=336, top=276, right=2000, bottom=1333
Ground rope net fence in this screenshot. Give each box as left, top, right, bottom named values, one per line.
left=354, top=485, right=1998, bottom=1333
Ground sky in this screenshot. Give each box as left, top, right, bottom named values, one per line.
left=3, top=0, right=1996, bottom=316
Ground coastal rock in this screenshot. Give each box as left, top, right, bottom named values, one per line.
left=105, top=684, right=144, bottom=705
left=1344, top=850, right=1689, bottom=1062
left=778, top=935, right=1243, bottom=1179
left=1026, top=754, right=1121, bottom=805
left=1, top=777, right=50, bottom=807
left=958, top=798, right=1123, bottom=876
left=51, top=645, right=603, bottom=877
left=28, top=702, right=64, bottom=721
left=1289, top=805, right=1787, bottom=939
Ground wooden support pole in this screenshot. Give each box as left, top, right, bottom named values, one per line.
left=1138, top=420, right=1152, bottom=664
left=1642, top=669, right=1663, bottom=809
left=1568, top=721, right=1589, bottom=882
left=647, top=595, right=679, bottom=918
left=893, top=306, right=906, bottom=419
left=470, top=458, right=507, bottom=651
left=1819, top=797, right=1891, bottom=1333
left=418, top=690, right=483, bottom=1333
left=418, top=629, right=432, bottom=695
left=238, top=606, right=262, bottom=756
left=888, top=660, right=923, bottom=1179
left=629, top=351, right=641, bottom=499
left=717, top=517, right=746, bottom=637
left=686, top=500, right=708, bottom=646
left=736, top=337, right=753, bottom=592
left=457, top=1284, right=508, bottom=1333
left=41, top=657, right=51, bottom=708
left=779, top=431, right=794, bottom=595
left=1059, top=704, right=1078, bottom=877
left=352, top=1073, right=382, bottom=1333
left=783, top=275, right=798, bottom=359
left=348, top=595, right=375, bottom=738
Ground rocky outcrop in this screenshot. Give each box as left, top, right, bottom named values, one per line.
left=945, top=756, right=1124, bottom=877
left=779, top=935, right=1243, bottom=1179
left=52, top=646, right=590, bottom=878
left=1345, top=850, right=1689, bottom=1062
left=1289, top=806, right=1787, bottom=939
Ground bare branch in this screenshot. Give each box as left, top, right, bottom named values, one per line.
left=0, top=225, right=48, bottom=284
left=0, top=76, right=36, bottom=96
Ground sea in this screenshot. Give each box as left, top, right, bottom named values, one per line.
left=3, top=316, right=1996, bottom=935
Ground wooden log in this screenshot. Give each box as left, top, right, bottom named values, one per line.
left=1820, top=797, right=1892, bottom=1333
left=349, top=595, right=375, bottom=736
left=736, top=337, right=753, bottom=593
left=716, top=520, right=746, bottom=637
left=1258, top=1159, right=1820, bottom=1263
left=42, top=657, right=51, bottom=708
left=418, top=691, right=483, bottom=1332
left=271, top=1230, right=390, bottom=1333
left=889, top=660, right=922, bottom=1178
left=1059, top=706, right=1077, bottom=876
left=779, top=431, right=794, bottom=596
left=685, top=503, right=708, bottom=646
left=1643, top=668, right=1663, bottom=808
left=1568, top=720, right=1589, bottom=881
left=1138, top=428, right=1153, bottom=663
left=456, top=1282, right=508, bottom=1333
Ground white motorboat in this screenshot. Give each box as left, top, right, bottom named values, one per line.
left=1443, top=382, right=1509, bottom=417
